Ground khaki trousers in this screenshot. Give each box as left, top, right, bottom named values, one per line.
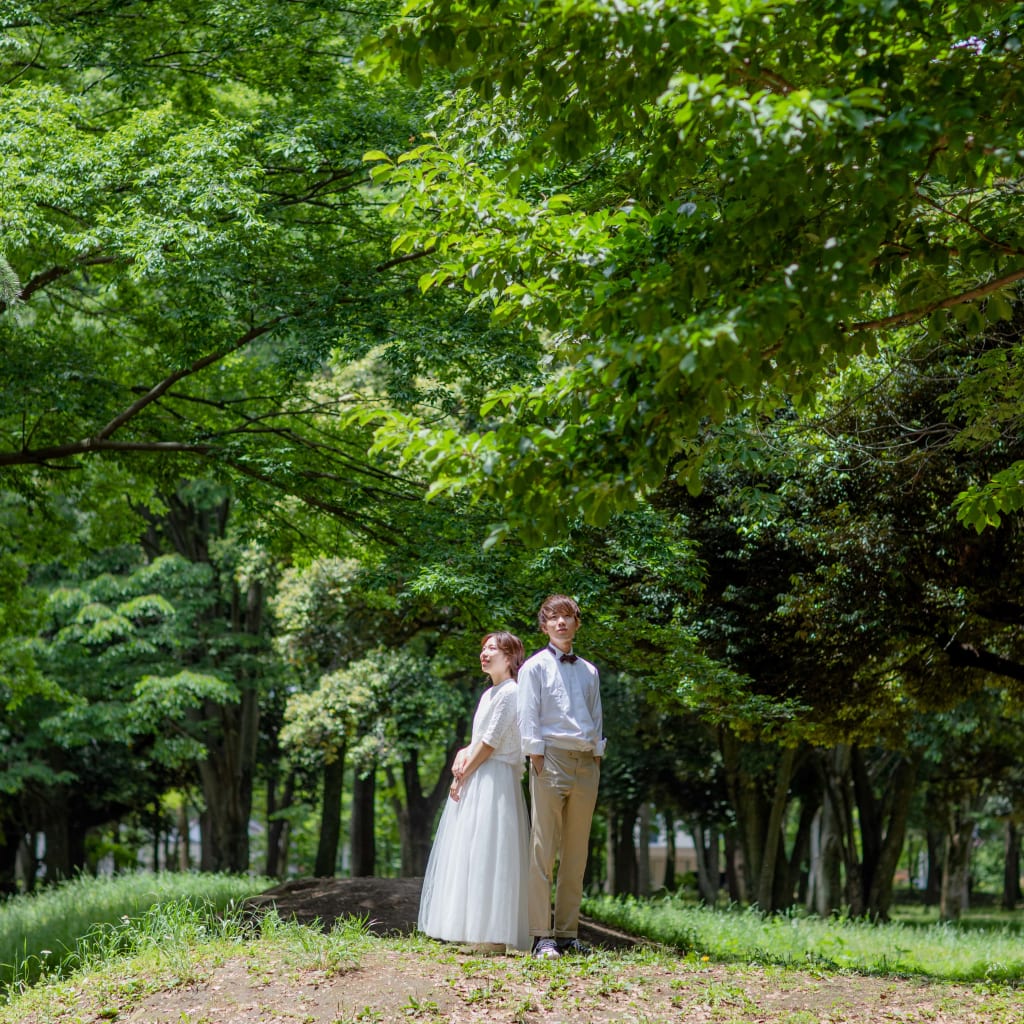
left=528, top=746, right=600, bottom=939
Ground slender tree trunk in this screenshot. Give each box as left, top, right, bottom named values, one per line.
left=152, top=808, right=161, bottom=871
left=693, top=822, right=720, bottom=906
left=199, top=807, right=214, bottom=871
left=756, top=745, right=797, bottom=911
left=719, top=728, right=764, bottom=897
left=724, top=827, right=745, bottom=903
left=605, top=810, right=617, bottom=894
left=314, top=753, right=346, bottom=877
left=662, top=810, right=677, bottom=891
left=265, top=772, right=295, bottom=879
left=637, top=803, right=651, bottom=896
left=925, top=826, right=942, bottom=905
left=350, top=765, right=376, bottom=877
left=812, top=800, right=845, bottom=916
left=1002, top=820, right=1021, bottom=910
left=177, top=801, right=191, bottom=872
left=788, top=793, right=818, bottom=906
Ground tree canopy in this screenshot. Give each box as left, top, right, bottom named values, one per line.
left=365, top=0, right=1024, bottom=542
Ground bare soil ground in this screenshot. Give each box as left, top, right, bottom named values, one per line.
left=53, top=879, right=1024, bottom=1023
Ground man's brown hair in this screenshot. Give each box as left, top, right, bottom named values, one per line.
left=537, top=594, right=581, bottom=631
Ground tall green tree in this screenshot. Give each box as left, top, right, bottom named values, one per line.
left=366, top=0, right=1024, bottom=542
left=0, top=0, right=468, bottom=535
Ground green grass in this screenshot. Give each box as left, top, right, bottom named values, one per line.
left=0, top=900, right=377, bottom=1023
left=0, top=878, right=1022, bottom=1024
left=0, top=871, right=267, bottom=991
left=583, top=892, right=1024, bottom=983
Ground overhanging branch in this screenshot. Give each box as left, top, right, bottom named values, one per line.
left=0, top=439, right=214, bottom=467
left=944, top=638, right=1024, bottom=685
left=95, top=314, right=292, bottom=441
left=849, top=265, right=1024, bottom=333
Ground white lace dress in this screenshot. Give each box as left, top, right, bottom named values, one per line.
left=418, top=679, right=530, bottom=950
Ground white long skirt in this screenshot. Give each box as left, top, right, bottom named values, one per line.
left=418, top=758, right=530, bottom=950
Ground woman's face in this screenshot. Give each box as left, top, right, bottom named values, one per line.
left=480, top=636, right=512, bottom=680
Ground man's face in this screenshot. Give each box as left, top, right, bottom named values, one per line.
left=541, top=608, right=580, bottom=647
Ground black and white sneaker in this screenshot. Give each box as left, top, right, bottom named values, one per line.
left=532, top=937, right=560, bottom=959
left=556, top=937, right=592, bottom=955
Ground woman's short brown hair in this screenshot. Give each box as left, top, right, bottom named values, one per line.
left=482, top=630, right=526, bottom=679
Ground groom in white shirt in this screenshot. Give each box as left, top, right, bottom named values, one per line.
left=517, top=594, right=605, bottom=959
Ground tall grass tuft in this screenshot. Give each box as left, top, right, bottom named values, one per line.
left=0, top=871, right=267, bottom=992
left=583, top=893, right=1024, bottom=982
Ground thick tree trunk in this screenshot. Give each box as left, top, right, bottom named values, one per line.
left=16, top=833, right=37, bottom=893
left=850, top=747, right=880, bottom=899
left=195, top=678, right=260, bottom=872
left=143, top=493, right=265, bottom=876
left=389, top=748, right=452, bottom=876
left=350, top=765, right=376, bottom=877
left=314, top=753, right=346, bottom=877
left=720, top=728, right=763, bottom=893
left=818, top=745, right=865, bottom=916
left=611, top=803, right=639, bottom=896
left=1002, top=820, right=1021, bottom=910
left=864, top=755, right=917, bottom=920
left=940, top=799, right=976, bottom=922
left=0, top=830, right=19, bottom=895
left=41, top=785, right=86, bottom=882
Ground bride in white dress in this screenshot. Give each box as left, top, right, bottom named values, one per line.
left=418, top=631, right=530, bottom=952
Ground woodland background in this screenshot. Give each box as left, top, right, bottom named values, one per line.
left=1, top=0, right=1023, bottom=926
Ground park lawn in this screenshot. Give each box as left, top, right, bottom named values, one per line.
left=2, top=925, right=1023, bottom=1024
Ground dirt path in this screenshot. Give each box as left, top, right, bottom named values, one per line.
left=116, top=943, right=1014, bottom=1024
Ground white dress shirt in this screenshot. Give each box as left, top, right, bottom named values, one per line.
left=517, top=645, right=605, bottom=758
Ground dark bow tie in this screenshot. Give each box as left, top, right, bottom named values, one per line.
left=559, top=653, right=578, bottom=664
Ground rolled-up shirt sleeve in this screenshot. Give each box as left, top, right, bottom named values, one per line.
left=590, top=670, right=606, bottom=757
